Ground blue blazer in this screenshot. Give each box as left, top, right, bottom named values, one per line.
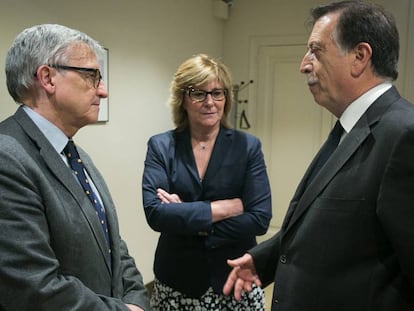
left=0, top=107, right=150, bottom=310
left=251, top=87, right=414, bottom=310
left=142, top=127, right=272, bottom=297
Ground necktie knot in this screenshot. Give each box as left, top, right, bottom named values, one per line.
left=64, top=139, right=79, bottom=161
left=330, top=120, right=344, bottom=146
left=305, top=120, right=343, bottom=187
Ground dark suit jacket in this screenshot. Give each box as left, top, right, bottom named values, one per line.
left=142, top=127, right=272, bottom=297
left=0, top=107, right=150, bottom=311
left=251, top=86, right=414, bottom=311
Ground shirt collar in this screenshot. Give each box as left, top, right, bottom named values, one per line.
left=339, top=82, right=392, bottom=133
left=22, top=105, right=69, bottom=154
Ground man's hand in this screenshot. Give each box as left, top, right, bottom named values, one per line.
left=126, top=304, right=144, bottom=311
left=223, top=253, right=262, bottom=300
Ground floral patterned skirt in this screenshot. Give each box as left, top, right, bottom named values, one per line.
left=150, top=278, right=265, bottom=311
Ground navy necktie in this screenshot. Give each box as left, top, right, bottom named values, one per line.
left=305, top=120, right=343, bottom=187
left=64, top=140, right=111, bottom=251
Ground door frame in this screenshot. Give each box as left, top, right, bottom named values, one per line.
left=247, top=35, right=334, bottom=238
left=247, top=35, right=333, bottom=140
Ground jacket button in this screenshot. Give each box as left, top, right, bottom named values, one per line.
left=280, top=255, right=287, bottom=264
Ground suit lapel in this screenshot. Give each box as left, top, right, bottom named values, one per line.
left=81, top=154, right=114, bottom=272
left=14, top=108, right=80, bottom=197
left=14, top=108, right=112, bottom=272
left=284, top=119, right=371, bottom=233
left=203, top=127, right=232, bottom=182
left=173, top=128, right=233, bottom=185
left=174, top=130, right=201, bottom=183
left=283, top=86, right=399, bottom=236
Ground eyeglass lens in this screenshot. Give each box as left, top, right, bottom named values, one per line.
left=93, top=70, right=102, bottom=88
left=83, top=69, right=101, bottom=88
left=48, top=64, right=102, bottom=88
left=189, top=88, right=227, bottom=102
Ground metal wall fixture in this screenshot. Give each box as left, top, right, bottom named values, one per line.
left=232, top=79, right=253, bottom=129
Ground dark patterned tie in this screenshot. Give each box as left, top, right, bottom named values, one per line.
left=305, top=120, right=343, bottom=187
left=64, top=140, right=111, bottom=252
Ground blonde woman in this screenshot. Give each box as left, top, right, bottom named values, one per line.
left=142, top=54, right=272, bottom=310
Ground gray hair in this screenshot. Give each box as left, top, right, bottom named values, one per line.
left=5, top=24, right=104, bottom=103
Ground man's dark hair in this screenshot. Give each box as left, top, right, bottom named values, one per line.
left=309, top=0, right=399, bottom=80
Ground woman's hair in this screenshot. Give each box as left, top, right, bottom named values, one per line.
left=6, top=24, right=105, bottom=103
left=169, top=54, right=233, bottom=131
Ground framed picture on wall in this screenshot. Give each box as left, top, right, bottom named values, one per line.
left=97, top=48, right=109, bottom=122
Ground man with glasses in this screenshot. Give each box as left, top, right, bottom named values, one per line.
left=0, top=24, right=150, bottom=311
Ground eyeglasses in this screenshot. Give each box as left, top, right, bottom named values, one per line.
left=183, top=87, right=227, bottom=103
left=48, top=64, right=102, bottom=88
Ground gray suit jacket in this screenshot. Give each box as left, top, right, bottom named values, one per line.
left=0, top=107, right=150, bottom=310
left=251, top=87, right=414, bottom=310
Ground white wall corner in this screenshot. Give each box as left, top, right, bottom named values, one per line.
left=212, top=0, right=229, bottom=20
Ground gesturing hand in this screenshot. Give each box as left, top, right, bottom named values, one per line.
left=222, top=253, right=262, bottom=300
left=126, top=303, right=144, bottom=311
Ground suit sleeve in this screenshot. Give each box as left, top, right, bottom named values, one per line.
left=377, top=125, right=414, bottom=287
left=142, top=135, right=213, bottom=234
left=249, top=231, right=281, bottom=287
left=117, top=239, right=151, bottom=310
left=205, top=137, right=272, bottom=247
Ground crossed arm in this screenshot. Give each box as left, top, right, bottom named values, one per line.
left=156, top=188, right=244, bottom=223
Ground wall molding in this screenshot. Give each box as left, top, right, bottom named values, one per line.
left=403, top=1, right=414, bottom=102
